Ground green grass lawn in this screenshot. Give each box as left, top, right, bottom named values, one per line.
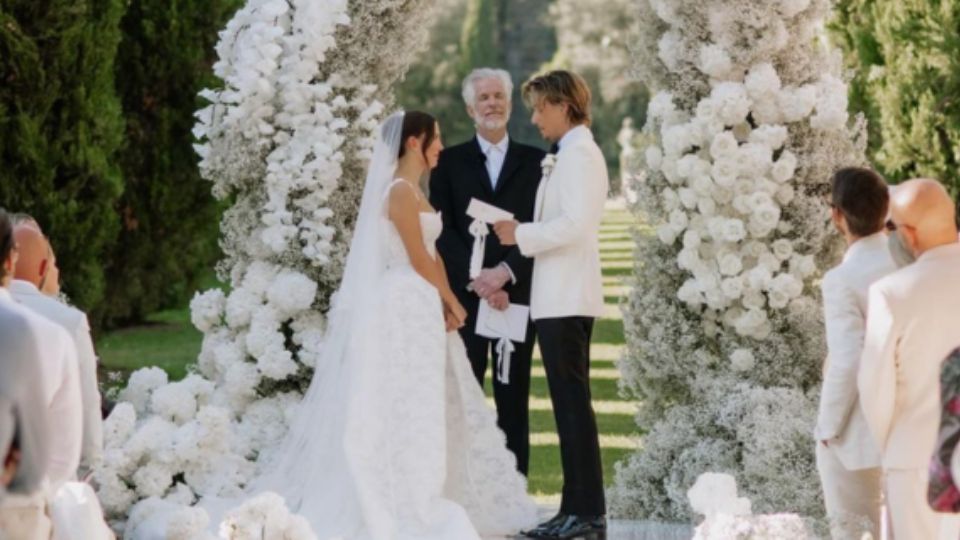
left=96, top=204, right=640, bottom=500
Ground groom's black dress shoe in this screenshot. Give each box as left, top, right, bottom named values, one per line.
left=521, top=512, right=568, bottom=538
left=547, top=514, right=606, bottom=540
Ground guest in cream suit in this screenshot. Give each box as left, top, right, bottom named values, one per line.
left=11, top=221, right=103, bottom=475
left=816, top=167, right=895, bottom=539
left=494, top=70, right=607, bottom=540
left=859, top=178, right=960, bottom=540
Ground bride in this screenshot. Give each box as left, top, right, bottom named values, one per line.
left=245, top=111, right=538, bottom=539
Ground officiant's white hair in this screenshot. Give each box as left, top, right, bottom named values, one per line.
left=462, top=68, right=513, bottom=106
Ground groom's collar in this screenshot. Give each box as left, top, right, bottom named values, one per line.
left=557, top=124, right=592, bottom=151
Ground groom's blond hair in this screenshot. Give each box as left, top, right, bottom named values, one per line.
left=521, top=70, right=592, bottom=126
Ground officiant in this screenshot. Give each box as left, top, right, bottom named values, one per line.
left=429, top=67, right=544, bottom=475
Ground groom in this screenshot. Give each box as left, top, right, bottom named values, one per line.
left=429, top=68, right=544, bottom=475
left=495, top=70, right=607, bottom=539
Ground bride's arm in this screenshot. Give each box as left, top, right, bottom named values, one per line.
left=388, top=182, right=462, bottom=312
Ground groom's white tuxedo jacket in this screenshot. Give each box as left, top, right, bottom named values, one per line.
left=515, top=125, right=607, bottom=320
left=815, top=232, right=895, bottom=470
left=858, top=242, right=960, bottom=469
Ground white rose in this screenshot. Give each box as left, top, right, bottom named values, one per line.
left=678, top=248, right=702, bottom=272
left=678, top=279, right=704, bottom=307
left=711, top=82, right=751, bottom=126
left=745, top=265, right=773, bottom=290
left=790, top=254, right=818, bottom=278
left=771, top=239, right=794, bottom=260
left=744, top=63, right=782, bottom=99
left=699, top=43, right=734, bottom=79
left=698, top=197, right=717, bottom=216
left=721, top=277, right=744, bottom=300
left=657, top=224, right=679, bottom=245
left=720, top=218, right=747, bottom=243
left=748, top=125, right=788, bottom=150
left=771, top=150, right=797, bottom=183
left=729, top=348, right=756, bottom=371
left=718, top=253, right=743, bottom=276
left=648, top=91, right=677, bottom=122
left=779, top=85, right=817, bottom=122
left=669, top=209, right=690, bottom=231
left=775, top=184, right=796, bottom=205
left=662, top=188, right=680, bottom=212
left=683, top=231, right=702, bottom=250
left=771, top=272, right=804, bottom=298
left=759, top=252, right=782, bottom=273
left=711, top=159, right=739, bottom=188
left=679, top=188, right=699, bottom=209
left=768, top=289, right=791, bottom=309
left=741, top=290, right=766, bottom=310
left=710, top=131, right=739, bottom=161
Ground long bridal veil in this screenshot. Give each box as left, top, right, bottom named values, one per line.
left=245, top=112, right=405, bottom=532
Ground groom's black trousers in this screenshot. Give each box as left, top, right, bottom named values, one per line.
left=535, top=316, right=606, bottom=516
left=460, top=300, right=535, bottom=476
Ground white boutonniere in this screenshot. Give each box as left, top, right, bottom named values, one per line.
left=541, top=153, right=557, bottom=179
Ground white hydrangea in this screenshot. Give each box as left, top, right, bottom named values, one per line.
left=190, top=289, right=226, bottom=333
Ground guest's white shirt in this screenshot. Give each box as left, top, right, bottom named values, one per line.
left=0, top=288, right=82, bottom=487
left=10, top=280, right=103, bottom=471
left=477, top=133, right=508, bottom=190
left=815, top=232, right=896, bottom=470
left=858, top=242, right=960, bottom=469
left=515, top=125, right=607, bottom=319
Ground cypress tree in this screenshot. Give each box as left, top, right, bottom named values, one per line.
left=101, top=0, right=240, bottom=327
left=834, top=0, right=960, bottom=198
left=0, top=0, right=126, bottom=319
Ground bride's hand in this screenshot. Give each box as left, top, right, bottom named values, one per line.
left=443, top=299, right=467, bottom=328
left=444, top=309, right=462, bottom=332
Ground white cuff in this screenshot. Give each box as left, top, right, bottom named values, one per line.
left=499, top=262, right=517, bottom=284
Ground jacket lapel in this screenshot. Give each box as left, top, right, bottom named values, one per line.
left=493, top=139, right=522, bottom=197
left=469, top=137, right=494, bottom=197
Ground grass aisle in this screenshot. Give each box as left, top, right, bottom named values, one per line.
left=96, top=201, right=639, bottom=503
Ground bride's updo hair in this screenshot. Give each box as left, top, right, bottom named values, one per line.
left=398, top=111, right=437, bottom=161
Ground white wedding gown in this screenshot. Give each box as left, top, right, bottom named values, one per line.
left=243, top=181, right=538, bottom=539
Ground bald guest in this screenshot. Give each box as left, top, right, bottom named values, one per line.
left=11, top=221, right=103, bottom=473
left=858, top=179, right=960, bottom=539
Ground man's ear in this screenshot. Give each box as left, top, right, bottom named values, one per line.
left=38, top=259, right=48, bottom=280
left=466, top=104, right=476, bottom=119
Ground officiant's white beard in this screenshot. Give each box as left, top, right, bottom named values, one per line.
left=472, top=111, right=510, bottom=132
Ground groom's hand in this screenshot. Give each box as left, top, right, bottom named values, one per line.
left=493, top=220, right=519, bottom=246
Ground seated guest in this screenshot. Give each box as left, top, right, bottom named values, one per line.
left=12, top=221, right=103, bottom=473
left=858, top=178, right=960, bottom=539
left=815, top=167, right=894, bottom=539
left=0, top=217, right=82, bottom=489
left=0, top=209, right=53, bottom=534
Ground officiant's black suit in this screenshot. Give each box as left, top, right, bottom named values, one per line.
left=429, top=136, right=545, bottom=475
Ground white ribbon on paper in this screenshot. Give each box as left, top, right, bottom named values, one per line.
left=495, top=337, right=514, bottom=384
left=468, top=218, right=488, bottom=279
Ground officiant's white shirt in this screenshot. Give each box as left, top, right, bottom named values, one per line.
left=0, top=287, right=81, bottom=487
left=10, top=280, right=103, bottom=471
left=815, top=232, right=894, bottom=470
left=515, top=125, right=607, bottom=320
left=477, top=133, right=508, bottom=189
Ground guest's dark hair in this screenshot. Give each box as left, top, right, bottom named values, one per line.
left=0, top=209, right=13, bottom=282
left=830, top=167, right=889, bottom=237
left=398, top=111, right=437, bottom=162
